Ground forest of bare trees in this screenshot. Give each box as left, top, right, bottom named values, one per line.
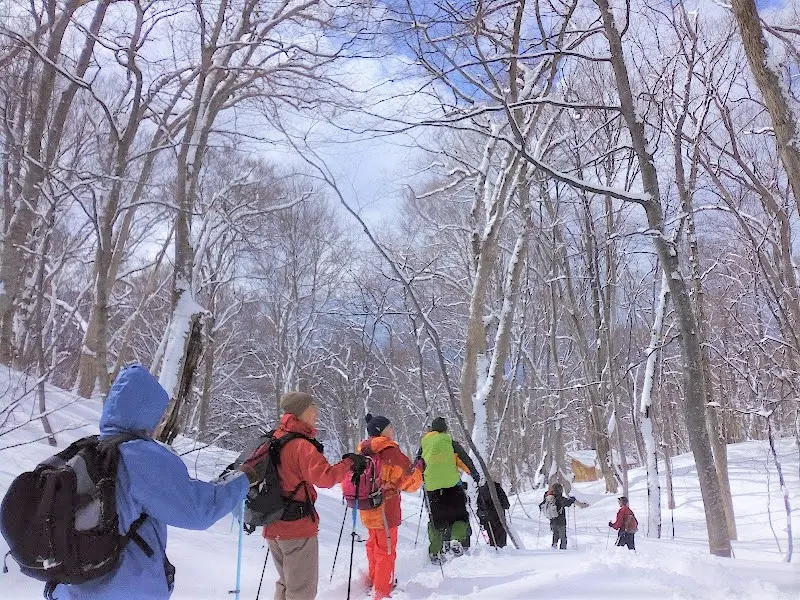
left=0, top=0, right=797, bottom=558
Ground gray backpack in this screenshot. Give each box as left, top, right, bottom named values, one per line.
left=541, top=494, right=560, bottom=519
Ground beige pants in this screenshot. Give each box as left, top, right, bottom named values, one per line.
left=267, top=537, right=319, bottom=600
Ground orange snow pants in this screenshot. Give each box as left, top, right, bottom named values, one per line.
left=366, top=526, right=398, bottom=599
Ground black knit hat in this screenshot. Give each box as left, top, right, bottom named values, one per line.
left=431, top=416, right=447, bottom=433
left=618, top=496, right=629, bottom=505
left=365, top=413, right=391, bottom=437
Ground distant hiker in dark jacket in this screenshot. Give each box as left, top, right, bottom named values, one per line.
left=54, top=365, right=254, bottom=600
left=416, top=417, right=480, bottom=563
left=476, top=479, right=510, bottom=548
left=539, top=482, right=587, bottom=549
left=609, top=495, right=636, bottom=550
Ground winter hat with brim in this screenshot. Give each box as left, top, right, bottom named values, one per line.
left=280, top=391, right=315, bottom=417
left=431, top=417, right=447, bottom=432
left=365, top=413, right=391, bottom=437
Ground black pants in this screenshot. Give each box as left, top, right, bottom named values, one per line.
left=427, top=486, right=471, bottom=551
left=481, top=517, right=507, bottom=548
left=427, top=486, right=469, bottom=528
left=616, top=532, right=635, bottom=550
left=550, top=522, right=567, bottom=549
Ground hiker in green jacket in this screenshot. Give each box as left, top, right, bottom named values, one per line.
left=416, top=417, right=479, bottom=564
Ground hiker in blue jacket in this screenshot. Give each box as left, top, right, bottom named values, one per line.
left=54, top=364, right=253, bottom=600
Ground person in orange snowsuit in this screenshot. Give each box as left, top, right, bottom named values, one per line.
left=356, top=414, right=423, bottom=600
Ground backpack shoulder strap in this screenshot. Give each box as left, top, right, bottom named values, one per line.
left=39, top=435, right=100, bottom=469
left=98, top=432, right=148, bottom=448
left=271, top=432, right=323, bottom=457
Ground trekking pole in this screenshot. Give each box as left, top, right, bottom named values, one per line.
left=230, top=499, right=245, bottom=600
left=467, top=501, right=483, bottom=547
left=606, top=526, right=611, bottom=549
left=414, top=491, right=425, bottom=547
left=485, top=521, right=499, bottom=552
left=255, top=547, right=270, bottom=600
left=509, top=495, right=519, bottom=522
left=346, top=475, right=361, bottom=600
left=330, top=504, right=349, bottom=582
left=421, top=487, right=444, bottom=579
left=535, top=509, right=541, bottom=549
left=572, top=506, right=579, bottom=550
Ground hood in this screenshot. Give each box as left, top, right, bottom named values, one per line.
left=358, top=436, right=397, bottom=455
left=99, top=365, right=169, bottom=436
left=278, top=412, right=317, bottom=437
left=422, top=430, right=450, bottom=442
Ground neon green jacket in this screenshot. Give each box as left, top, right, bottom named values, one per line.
left=419, top=431, right=476, bottom=491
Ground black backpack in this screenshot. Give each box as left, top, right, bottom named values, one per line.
left=230, top=430, right=323, bottom=533
left=0, top=434, right=154, bottom=597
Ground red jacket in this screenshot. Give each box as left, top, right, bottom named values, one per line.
left=263, top=414, right=353, bottom=540
left=356, top=436, right=422, bottom=529
left=610, top=505, right=634, bottom=531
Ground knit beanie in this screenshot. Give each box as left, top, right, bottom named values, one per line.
left=280, top=391, right=315, bottom=417
left=431, top=416, right=447, bottom=433
left=365, top=413, right=391, bottom=437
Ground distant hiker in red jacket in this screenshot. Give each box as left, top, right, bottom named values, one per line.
left=608, top=495, right=637, bottom=550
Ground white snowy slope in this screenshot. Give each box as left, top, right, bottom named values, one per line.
left=1, top=367, right=798, bottom=599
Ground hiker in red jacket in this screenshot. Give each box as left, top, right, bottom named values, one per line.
left=356, top=414, right=422, bottom=600
left=262, top=392, right=366, bottom=600
left=608, top=495, right=637, bottom=550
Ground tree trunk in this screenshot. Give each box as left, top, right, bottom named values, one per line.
left=459, top=150, right=520, bottom=433
left=766, top=417, right=793, bottom=562
left=155, top=316, right=203, bottom=444
left=198, top=312, right=215, bottom=438
left=706, top=408, right=737, bottom=540
left=640, top=271, right=668, bottom=538
left=34, top=204, right=56, bottom=446
left=731, top=0, right=800, bottom=214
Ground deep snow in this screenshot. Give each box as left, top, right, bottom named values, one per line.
left=1, top=366, right=798, bottom=599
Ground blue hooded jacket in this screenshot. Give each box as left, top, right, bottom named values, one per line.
left=55, top=365, right=249, bottom=600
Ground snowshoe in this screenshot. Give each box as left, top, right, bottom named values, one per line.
left=449, top=540, right=465, bottom=557
left=369, top=578, right=400, bottom=599
left=430, top=553, right=446, bottom=565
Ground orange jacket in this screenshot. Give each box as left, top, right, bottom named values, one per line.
left=357, top=436, right=422, bottom=530
left=263, top=414, right=353, bottom=540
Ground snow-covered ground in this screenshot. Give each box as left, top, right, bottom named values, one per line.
left=1, top=367, right=798, bottom=599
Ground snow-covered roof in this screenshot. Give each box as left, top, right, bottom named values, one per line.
left=567, top=449, right=597, bottom=465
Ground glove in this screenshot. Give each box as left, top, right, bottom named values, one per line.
left=608, top=521, right=614, bottom=527
left=239, top=464, right=259, bottom=487
left=343, top=453, right=368, bottom=476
